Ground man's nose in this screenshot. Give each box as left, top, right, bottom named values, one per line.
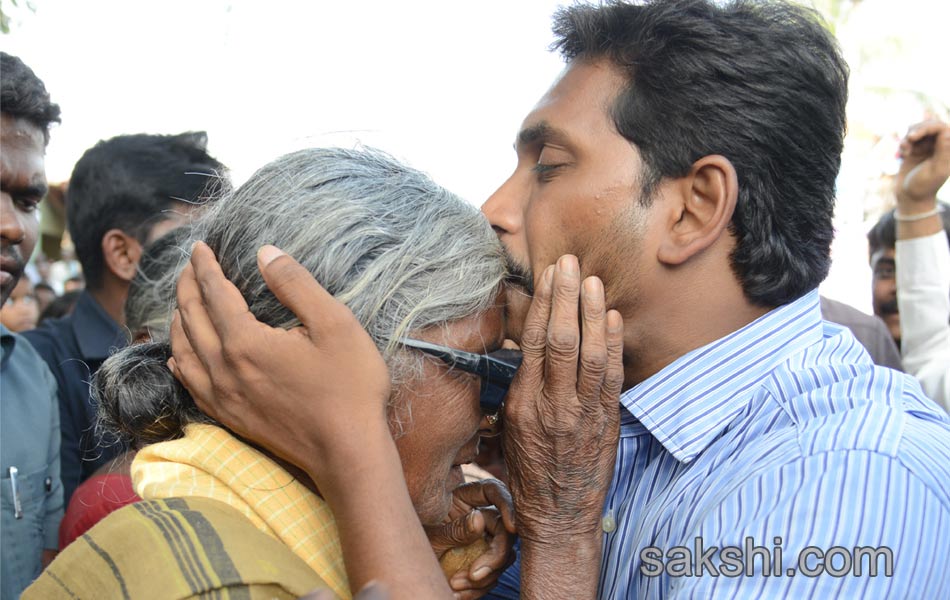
left=0, top=195, right=26, bottom=245
left=481, top=177, right=522, bottom=237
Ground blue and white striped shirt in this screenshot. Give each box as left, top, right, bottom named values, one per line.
left=490, top=290, right=950, bottom=598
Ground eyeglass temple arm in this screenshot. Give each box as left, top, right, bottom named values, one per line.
left=399, top=338, right=521, bottom=384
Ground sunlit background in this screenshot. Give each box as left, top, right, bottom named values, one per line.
left=3, top=0, right=948, bottom=312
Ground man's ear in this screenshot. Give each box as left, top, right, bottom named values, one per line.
left=657, top=155, right=738, bottom=266
left=101, top=229, right=143, bottom=283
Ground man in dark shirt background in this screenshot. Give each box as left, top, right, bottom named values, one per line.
left=25, top=132, right=224, bottom=503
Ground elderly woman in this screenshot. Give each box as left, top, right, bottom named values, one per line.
left=25, top=148, right=518, bottom=599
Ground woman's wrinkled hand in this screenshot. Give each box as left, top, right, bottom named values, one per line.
left=168, top=242, right=393, bottom=477
left=502, top=255, right=624, bottom=543
left=426, top=480, right=517, bottom=599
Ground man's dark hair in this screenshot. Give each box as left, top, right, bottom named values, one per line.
left=125, top=224, right=193, bottom=340
left=0, top=52, right=61, bottom=142
left=66, top=132, right=224, bottom=289
left=552, top=0, right=848, bottom=307
left=868, top=203, right=950, bottom=259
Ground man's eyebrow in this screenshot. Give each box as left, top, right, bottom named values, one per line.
left=516, top=121, right=571, bottom=149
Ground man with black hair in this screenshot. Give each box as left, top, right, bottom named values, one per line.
left=25, top=132, right=224, bottom=504
left=478, top=0, right=950, bottom=596
left=868, top=201, right=950, bottom=348
left=1, top=51, right=64, bottom=597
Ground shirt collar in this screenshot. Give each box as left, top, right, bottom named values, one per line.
left=70, top=290, right=127, bottom=360
left=620, top=289, right=824, bottom=463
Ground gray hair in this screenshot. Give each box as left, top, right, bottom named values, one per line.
left=95, top=146, right=505, bottom=447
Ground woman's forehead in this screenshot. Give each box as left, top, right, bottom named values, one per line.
left=435, top=305, right=506, bottom=353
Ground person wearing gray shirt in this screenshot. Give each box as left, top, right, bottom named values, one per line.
left=1, top=326, right=63, bottom=598
left=820, top=295, right=903, bottom=370
left=1, top=51, right=64, bottom=598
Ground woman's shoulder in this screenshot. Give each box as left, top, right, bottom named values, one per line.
left=25, top=496, right=331, bottom=600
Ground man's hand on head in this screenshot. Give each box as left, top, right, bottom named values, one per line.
left=168, top=241, right=393, bottom=480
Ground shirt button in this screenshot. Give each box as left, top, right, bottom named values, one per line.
left=602, top=509, right=616, bottom=533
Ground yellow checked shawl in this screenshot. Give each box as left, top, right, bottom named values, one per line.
left=28, top=424, right=351, bottom=599
left=24, top=496, right=328, bottom=599
left=131, top=423, right=350, bottom=598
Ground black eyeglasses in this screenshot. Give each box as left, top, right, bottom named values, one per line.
left=398, top=338, right=522, bottom=414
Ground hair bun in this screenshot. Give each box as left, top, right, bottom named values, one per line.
left=94, top=342, right=210, bottom=447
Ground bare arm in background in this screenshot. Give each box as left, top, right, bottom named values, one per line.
left=894, top=120, right=950, bottom=409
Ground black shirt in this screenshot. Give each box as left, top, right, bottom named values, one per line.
left=24, top=291, right=128, bottom=504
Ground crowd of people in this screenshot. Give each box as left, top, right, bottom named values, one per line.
left=2, top=0, right=949, bottom=598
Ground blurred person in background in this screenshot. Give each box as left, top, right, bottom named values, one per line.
left=37, top=289, right=80, bottom=323
left=61, top=274, right=83, bottom=292
left=820, top=294, right=902, bottom=370
left=1, top=276, right=39, bottom=332
left=0, top=51, right=64, bottom=599
left=32, top=281, right=55, bottom=314
left=868, top=191, right=950, bottom=351
left=24, top=131, right=226, bottom=505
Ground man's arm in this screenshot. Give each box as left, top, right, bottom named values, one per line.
left=897, top=234, right=950, bottom=408
left=893, top=119, right=950, bottom=409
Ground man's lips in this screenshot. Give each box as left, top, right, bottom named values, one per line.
left=502, top=249, right=534, bottom=296
left=0, top=252, right=24, bottom=297
left=0, top=255, right=23, bottom=279
left=877, top=299, right=899, bottom=316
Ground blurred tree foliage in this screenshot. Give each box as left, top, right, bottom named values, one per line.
left=1, top=0, right=35, bottom=34
left=811, top=0, right=864, bottom=34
